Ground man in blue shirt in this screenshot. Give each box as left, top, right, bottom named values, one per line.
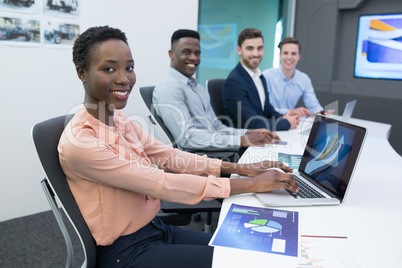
left=263, top=37, right=331, bottom=117
left=223, top=28, right=299, bottom=131
left=153, top=29, right=280, bottom=156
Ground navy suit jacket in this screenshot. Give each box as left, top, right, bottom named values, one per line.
left=222, top=63, right=291, bottom=131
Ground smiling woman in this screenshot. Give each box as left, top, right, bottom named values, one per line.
left=79, top=39, right=134, bottom=121
left=58, top=25, right=297, bottom=267
left=62, top=26, right=221, bottom=267
left=72, top=27, right=135, bottom=125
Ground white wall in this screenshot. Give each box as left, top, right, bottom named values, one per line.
left=0, top=0, right=199, bottom=222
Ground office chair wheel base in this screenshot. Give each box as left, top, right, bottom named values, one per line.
left=204, top=224, right=212, bottom=233
left=193, top=213, right=202, bottom=222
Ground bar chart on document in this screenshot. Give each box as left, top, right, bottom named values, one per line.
left=296, top=235, right=360, bottom=268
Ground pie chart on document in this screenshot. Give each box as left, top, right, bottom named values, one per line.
left=244, top=218, right=283, bottom=236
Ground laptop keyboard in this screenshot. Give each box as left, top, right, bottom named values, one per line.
left=286, top=175, right=326, bottom=199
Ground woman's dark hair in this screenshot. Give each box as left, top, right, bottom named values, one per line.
left=73, top=26, right=128, bottom=70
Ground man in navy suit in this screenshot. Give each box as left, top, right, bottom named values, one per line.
left=223, top=28, right=299, bottom=131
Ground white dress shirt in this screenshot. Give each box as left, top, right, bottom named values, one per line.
left=242, top=65, right=266, bottom=111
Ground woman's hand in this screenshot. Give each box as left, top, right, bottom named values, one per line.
left=221, top=160, right=293, bottom=177
left=237, top=161, right=293, bottom=177
left=229, top=169, right=299, bottom=196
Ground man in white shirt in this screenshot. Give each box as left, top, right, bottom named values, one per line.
left=223, top=28, right=299, bottom=131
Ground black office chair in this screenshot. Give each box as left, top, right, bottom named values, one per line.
left=32, top=115, right=195, bottom=268
left=32, top=114, right=97, bottom=268
left=139, top=86, right=177, bottom=147
left=139, top=86, right=227, bottom=232
left=139, top=86, right=235, bottom=161
left=206, top=79, right=226, bottom=119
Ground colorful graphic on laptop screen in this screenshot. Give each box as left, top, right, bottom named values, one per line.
left=303, top=121, right=356, bottom=194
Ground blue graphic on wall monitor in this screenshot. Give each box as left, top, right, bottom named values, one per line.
left=354, top=13, right=402, bottom=80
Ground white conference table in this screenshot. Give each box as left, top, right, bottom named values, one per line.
left=212, top=117, right=402, bottom=268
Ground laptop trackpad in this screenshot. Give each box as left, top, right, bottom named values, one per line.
left=254, top=189, right=322, bottom=207
left=268, top=189, right=292, bottom=196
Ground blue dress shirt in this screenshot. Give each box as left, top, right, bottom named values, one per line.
left=262, top=68, right=323, bottom=114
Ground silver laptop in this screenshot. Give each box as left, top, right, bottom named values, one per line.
left=301, top=100, right=357, bottom=135
left=255, top=115, right=367, bottom=207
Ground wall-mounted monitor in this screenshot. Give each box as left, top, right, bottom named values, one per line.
left=354, top=13, right=402, bottom=80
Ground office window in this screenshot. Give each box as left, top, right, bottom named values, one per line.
left=273, top=18, right=283, bottom=68
left=197, top=0, right=280, bottom=87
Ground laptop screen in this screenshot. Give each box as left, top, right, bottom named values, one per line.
left=298, top=115, right=366, bottom=200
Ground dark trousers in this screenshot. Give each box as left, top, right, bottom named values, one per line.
left=97, top=216, right=213, bottom=268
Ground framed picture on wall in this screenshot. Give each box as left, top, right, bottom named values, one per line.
left=42, top=0, right=79, bottom=19
left=0, top=0, right=41, bottom=15
left=43, top=19, right=79, bottom=47
left=198, top=23, right=237, bottom=69
left=0, top=14, right=41, bottom=46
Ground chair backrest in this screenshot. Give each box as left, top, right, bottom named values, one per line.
left=32, top=114, right=97, bottom=268
left=139, top=86, right=177, bottom=148
left=140, top=85, right=236, bottom=161
left=206, top=79, right=226, bottom=118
